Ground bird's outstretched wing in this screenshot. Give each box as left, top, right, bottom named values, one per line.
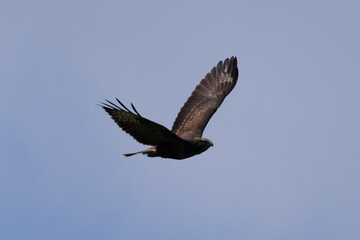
left=101, top=99, right=183, bottom=146
left=171, top=57, right=238, bottom=138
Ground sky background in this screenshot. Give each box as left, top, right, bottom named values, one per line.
left=1, top=1, right=360, bottom=239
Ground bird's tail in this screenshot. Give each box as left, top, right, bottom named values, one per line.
left=123, top=146, right=156, bottom=157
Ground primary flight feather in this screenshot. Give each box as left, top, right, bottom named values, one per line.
left=101, top=56, right=238, bottom=159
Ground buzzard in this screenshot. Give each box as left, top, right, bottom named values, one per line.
left=101, top=57, right=238, bottom=159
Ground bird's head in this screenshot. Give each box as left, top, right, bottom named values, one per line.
left=194, top=137, right=214, bottom=151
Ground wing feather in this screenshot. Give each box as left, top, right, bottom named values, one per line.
left=101, top=99, right=183, bottom=146
left=171, top=57, right=238, bottom=138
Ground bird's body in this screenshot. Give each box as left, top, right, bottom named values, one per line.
left=101, top=57, right=238, bottom=159
left=124, top=137, right=212, bottom=160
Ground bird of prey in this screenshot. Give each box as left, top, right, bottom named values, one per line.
left=101, top=56, right=238, bottom=159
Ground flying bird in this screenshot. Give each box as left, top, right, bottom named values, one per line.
left=101, top=56, right=238, bottom=159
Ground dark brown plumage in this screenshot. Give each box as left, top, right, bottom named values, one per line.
left=101, top=57, right=238, bottom=159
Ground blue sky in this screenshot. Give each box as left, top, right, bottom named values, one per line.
left=1, top=1, right=359, bottom=239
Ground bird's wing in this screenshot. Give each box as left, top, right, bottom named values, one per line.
left=171, top=57, right=238, bottom=138
left=101, top=98, right=184, bottom=146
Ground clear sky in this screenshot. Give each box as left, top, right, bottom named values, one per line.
left=1, top=1, right=359, bottom=239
